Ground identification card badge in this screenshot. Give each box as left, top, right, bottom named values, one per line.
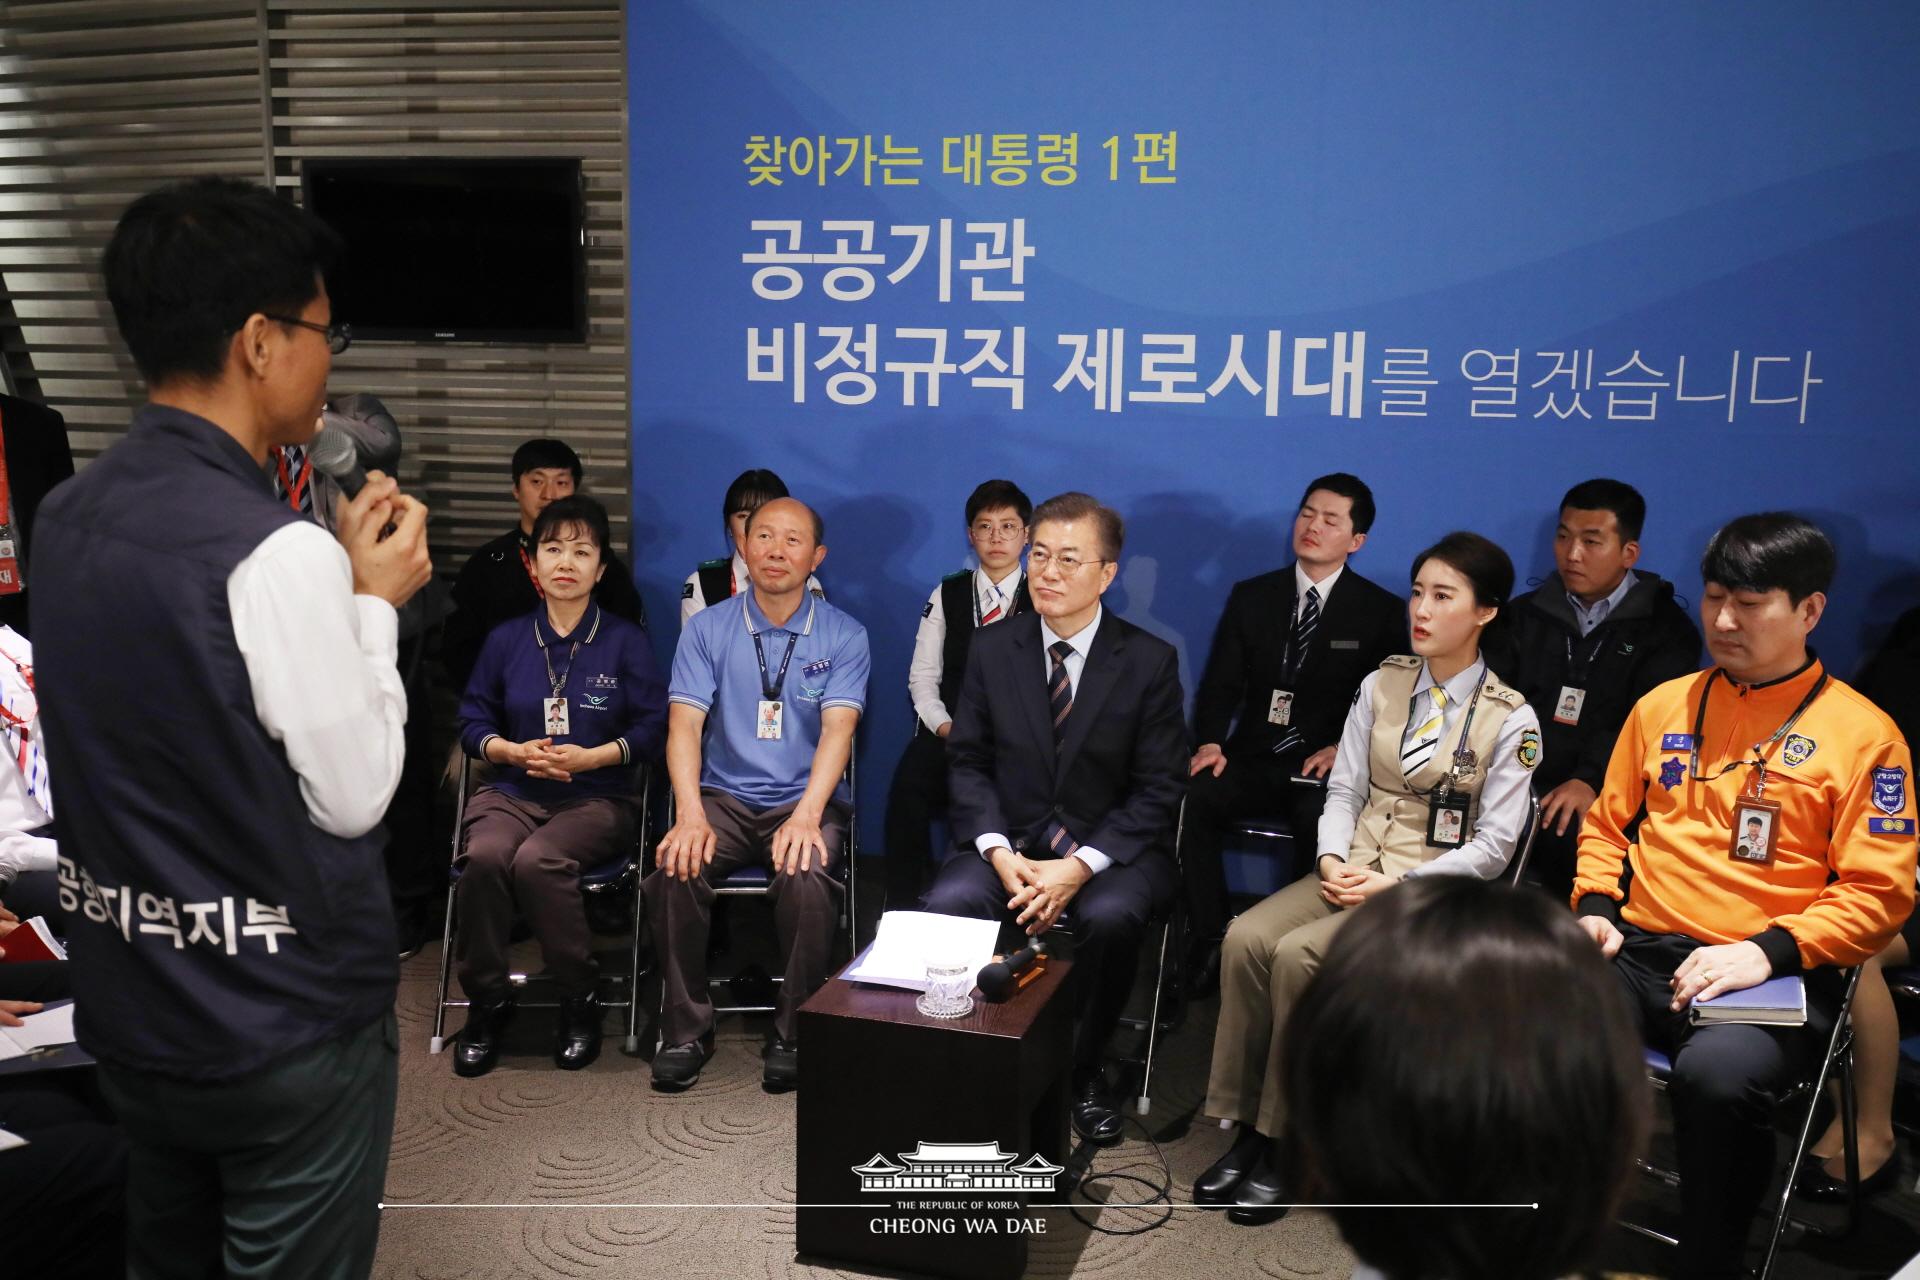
left=757, top=698, right=784, bottom=741
left=543, top=696, right=570, bottom=737
left=1730, top=794, right=1782, bottom=866
left=1554, top=685, right=1586, bottom=726
left=1268, top=689, right=1294, bottom=727
left=1426, top=789, right=1471, bottom=849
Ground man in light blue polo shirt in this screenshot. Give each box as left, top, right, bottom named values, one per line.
left=650, top=497, right=868, bottom=1092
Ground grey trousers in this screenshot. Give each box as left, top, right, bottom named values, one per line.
left=1204, top=874, right=1351, bottom=1136
left=647, top=789, right=846, bottom=1044
left=97, top=1013, right=398, bottom=1280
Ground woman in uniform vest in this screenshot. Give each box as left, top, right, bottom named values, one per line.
left=678, top=468, right=824, bottom=625
left=1194, top=530, right=1543, bottom=1225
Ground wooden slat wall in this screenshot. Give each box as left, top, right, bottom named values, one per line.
left=0, top=0, right=631, bottom=567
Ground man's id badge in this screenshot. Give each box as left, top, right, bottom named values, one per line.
left=1730, top=795, right=1782, bottom=867
left=1554, top=685, right=1586, bottom=727
left=757, top=699, right=784, bottom=741
left=1426, top=791, right=1470, bottom=849
left=1268, top=689, right=1294, bottom=727
left=543, top=696, right=570, bottom=737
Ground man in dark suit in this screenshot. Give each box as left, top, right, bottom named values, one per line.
left=1182, top=473, right=1403, bottom=992
left=0, top=393, right=76, bottom=637
left=921, top=491, right=1185, bottom=1145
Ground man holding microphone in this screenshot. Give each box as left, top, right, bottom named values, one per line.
left=32, top=177, right=431, bottom=1279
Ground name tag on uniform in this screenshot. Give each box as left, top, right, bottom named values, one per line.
left=1426, top=792, right=1470, bottom=848
left=1329, top=639, right=1359, bottom=650
left=1554, top=685, right=1586, bottom=727
left=757, top=699, right=784, bottom=741
left=1730, top=796, right=1781, bottom=867
left=1268, top=689, right=1294, bottom=726
left=543, top=697, right=570, bottom=737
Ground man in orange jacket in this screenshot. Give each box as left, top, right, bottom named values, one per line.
left=1575, top=513, right=1916, bottom=1280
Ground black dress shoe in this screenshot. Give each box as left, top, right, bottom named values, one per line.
left=1795, top=1149, right=1902, bottom=1202
left=1071, top=1072, right=1125, bottom=1146
left=1185, top=939, right=1223, bottom=1000
left=763, top=1036, right=799, bottom=1091
left=554, top=991, right=603, bottom=1071
left=1195, top=1123, right=1266, bottom=1205
left=452, top=992, right=516, bottom=1078
left=651, top=1032, right=714, bottom=1091
left=1227, top=1148, right=1290, bottom=1226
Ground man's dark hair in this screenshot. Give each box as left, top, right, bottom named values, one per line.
left=529, top=494, right=610, bottom=556
left=1411, top=531, right=1515, bottom=612
left=745, top=497, right=824, bottom=547
left=1747, top=816, right=1763, bottom=830
left=1283, top=877, right=1647, bottom=1280
left=1030, top=491, right=1124, bottom=560
left=511, top=438, right=583, bottom=485
left=1560, top=478, right=1647, bottom=543
left=965, top=479, right=1033, bottom=527
left=1298, top=473, right=1377, bottom=535
left=102, top=177, right=342, bottom=386
left=1700, top=513, right=1835, bottom=605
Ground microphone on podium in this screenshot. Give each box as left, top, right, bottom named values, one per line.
left=977, top=939, right=1047, bottom=1001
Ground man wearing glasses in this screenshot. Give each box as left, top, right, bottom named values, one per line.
left=881, top=479, right=1034, bottom=907
left=921, top=491, right=1185, bottom=1145
left=32, top=178, right=432, bottom=1275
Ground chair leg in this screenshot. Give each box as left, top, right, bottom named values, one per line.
left=1840, top=1047, right=1860, bottom=1238
left=1135, top=917, right=1172, bottom=1116
left=429, top=885, right=459, bottom=1054
left=624, top=869, right=646, bottom=1056
left=1760, top=1031, right=1849, bottom=1278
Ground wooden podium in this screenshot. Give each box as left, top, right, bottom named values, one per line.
left=795, top=957, right=1075, bottom=1280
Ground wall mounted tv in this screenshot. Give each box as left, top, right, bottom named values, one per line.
left=301, top=157, right=587, bottom=344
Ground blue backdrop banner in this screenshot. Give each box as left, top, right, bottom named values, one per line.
left=628, top=2, right=1920, bottom=837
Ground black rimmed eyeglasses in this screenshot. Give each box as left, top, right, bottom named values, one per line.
left=263, top=315, right=353, bottom=355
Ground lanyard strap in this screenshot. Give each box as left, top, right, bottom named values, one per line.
left=743, top=594, right=804, bottom=701
left=537, top=617, right=584, bottom=699
left=1446, top=662, right=1488, bottom=775
left=0, top=402, right=12, bottom=525
left=1687, top=667, right=1828, bottom=785
left=517, top=542, right=546, bottom=600
left=272, top=447, right=313, bottom=513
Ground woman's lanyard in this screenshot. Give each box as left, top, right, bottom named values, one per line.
left=1688, top=667, right=1828, bottom=799
left=743, top=595, right=802, bottom=702
left=1431, top=661, right=1488, bottom=798
left=538, top=620, right=583, bottom=700
left=517, top=541, right=546, bottom=600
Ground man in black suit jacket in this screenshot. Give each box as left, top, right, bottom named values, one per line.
left=922, top=491, right=1185, bottom=1145
left=0, top=393, right=76, bottom=637
left=1183, top=474, right=1404, bottom=990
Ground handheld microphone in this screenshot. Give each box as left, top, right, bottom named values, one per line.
left=306, top=422, right=367, bottom=498
left=977, top=939, right=1047, bottom=1001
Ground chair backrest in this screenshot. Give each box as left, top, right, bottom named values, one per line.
left=1504, top=794, right=1543, bottom=885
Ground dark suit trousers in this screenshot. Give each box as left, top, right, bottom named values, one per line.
left=881, top=727, right=949, bottom=908
left=921, top=849, right=1175, bottom=1071
left=1610, top=924, right=1833, bottom=1280
left=1180, top=750, right=1325, bottom=939
left=0, top=1077, right=125, bottom=1278
left=647, top=790, right=847, bottom=1044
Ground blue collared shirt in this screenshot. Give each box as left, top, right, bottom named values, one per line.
left=459, top=604, right=669, bottom=804
left=1567, top=569, right=1636, bottom=637
left=669, top=591, right=869, bottom=810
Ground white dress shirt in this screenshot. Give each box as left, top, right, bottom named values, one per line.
left=1568, top=568, right=1636, bottom=637
left=1294, top=561, right=1344, bottom=621
left=908, top=566, right=1025, bottom=733
left=227, top=521, right=409, bottom=839
left=1317, top=656, right=1540, bottom=881
left=974, top=606, right=1113, bottom=875
left=0, top=626, right=54, bottom=888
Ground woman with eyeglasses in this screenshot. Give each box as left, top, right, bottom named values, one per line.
left=1196, top=530, right=1542, bottom=1225
left=679, top=468, right=824, bottom=625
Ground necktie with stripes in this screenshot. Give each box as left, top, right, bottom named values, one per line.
left=1401, top=685, right=1449, bottom=776
left=1273, top=585, right=1320, bottom=756
left=980, top=582, right=1002, bottom=625
left=1047, top=639, right=1074, bottom=747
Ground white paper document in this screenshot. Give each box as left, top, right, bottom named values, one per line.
left=844, top=911, right=1000, bottom=992
left=0, top=1001, right=77, bottom=1059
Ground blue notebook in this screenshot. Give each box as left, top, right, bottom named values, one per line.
left=1689, top=976, right=1807, bottom=1026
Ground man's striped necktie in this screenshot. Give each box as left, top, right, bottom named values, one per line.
left=1401, top=685, right=1449, bottom=776
left=980, top=582, right=1003, bottom=625
left=1273, top=585, right=1320, bottom=756
left=1047, top=640, right=1074, bottom=746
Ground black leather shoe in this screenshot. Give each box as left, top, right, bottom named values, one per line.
left=452, top=992, right=515, bottom=1078
left=1195, top=1124, right=1265, bottom=1205
left=650, top=1032, right=714, bottom=1091
left=1185, top=939, right=1223, bottom=1000
left=1071, top=1072, right=1125, bottom=1146
left=1227, top=1148, right=1290, bottom=1226
left=1795, top=1149, right=1902, bottom=1202
left=763, top=1036, right=799, bottom=1091
left=554, top=991, right=603, bottom=1071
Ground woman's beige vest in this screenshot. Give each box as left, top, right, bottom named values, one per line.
left=1350, top=655, right=1526, bottom=879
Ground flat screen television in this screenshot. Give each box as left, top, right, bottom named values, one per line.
left=301, top=157, right=587, bottom=343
